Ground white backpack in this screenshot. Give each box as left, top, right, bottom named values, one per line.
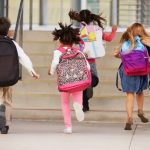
left=80, top=24, right=105, bottom=59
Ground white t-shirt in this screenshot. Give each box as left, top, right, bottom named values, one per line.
left=13, top=40, right=36, bottom=76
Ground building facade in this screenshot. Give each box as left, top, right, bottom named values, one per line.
left=0, top=0, right=150, bottom=27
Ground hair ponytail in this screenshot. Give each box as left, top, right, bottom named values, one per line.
left=69, top=9, right=106, bottom=29
left=91, top=13, right=106, bottom=29
left=52, top=22, right=81, bottom=45
left=68, top=10, right=81, bottom=22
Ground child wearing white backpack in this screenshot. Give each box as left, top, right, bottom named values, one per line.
left=69, top=9, right=117, bottom=112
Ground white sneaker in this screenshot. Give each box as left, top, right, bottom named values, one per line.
left=73, top=103, right=84, bottom=122
left=63, top=127, right=72, bottom=134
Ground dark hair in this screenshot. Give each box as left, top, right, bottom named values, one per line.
left=69, top=9, right=106, bottom=29
left=0, top=17, right=11, bottom=36
left=52, top=22, right=81, bottom=45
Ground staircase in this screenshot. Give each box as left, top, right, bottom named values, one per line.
left=12, top=31, right=150, bottom=122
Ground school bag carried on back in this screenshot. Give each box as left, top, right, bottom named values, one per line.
left=80, top=22, right=105, bottom=59
left=80, top=23, right=96, bottom=42
left=0, top=36, right=19, bottom=87
left=120, top=48, right=150, bottom=76
left=56, top=46, right=91, bottom=92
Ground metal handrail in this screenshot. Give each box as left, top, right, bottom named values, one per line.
left=29, top=0, right=33, bottom=30
left=13, top=0, right=23, bottom=41
left=13, top=0, right=24, bottom=80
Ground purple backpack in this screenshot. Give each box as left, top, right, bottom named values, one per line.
left=120, top=48, right=150, bottom=76
left=56, top=46, right=91, bottom=92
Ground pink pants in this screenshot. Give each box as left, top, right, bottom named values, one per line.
left=60, top=91, right=83, bottom=128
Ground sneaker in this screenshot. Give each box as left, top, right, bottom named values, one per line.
left=73, top=103, right=84, bottom=122
left=64, top=127, right=72, bottom=134
left=0, top=104, right=6, bottom=133
left=138, top=113, right=149, bottom=123
left=1, top=126, right=9, bottom=134
left=124, top=118, right=133, bottom=130
left=124, top=123, right=132, bottom=130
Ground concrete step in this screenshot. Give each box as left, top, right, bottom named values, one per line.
left=12, top=98, right=150, bottom=122
left=22, top=31, right=122, bottom=43
left=23, top=31, right=53, bottom=42
left=13, top=107, right=128, bottom=121
left=23, top=42, right=55, bottom=54
left=21, top=64, right=119, bottom=81
left=12, top=86, right=150, bottom=110
left=21, top=54, right=120, bottom=71
left=12, top=108, right=150, bottom=122
left=13, top=79, right=123, bottom=96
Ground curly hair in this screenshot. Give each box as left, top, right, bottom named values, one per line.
left=52, top=22, right=81, bottom=45
left=69, top=9, right=106, bottom=29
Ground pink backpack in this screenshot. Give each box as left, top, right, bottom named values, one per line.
left=56, top=46, right=91, bottom=92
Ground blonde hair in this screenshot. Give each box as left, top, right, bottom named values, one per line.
left=117, top=27, right=135, bottom=51
left=130, top=23, right=150, bottom=40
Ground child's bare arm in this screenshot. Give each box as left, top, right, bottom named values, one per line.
left=142, top=39, right=150, bottom=47
left=114, top=46, right=121, bottom=58
left=31, top=71, right=40, bottom=79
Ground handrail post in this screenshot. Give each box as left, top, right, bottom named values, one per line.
left=19, top=3, right=23, bottom=80
left=141, top=0, right=146, bottom=24
left=110, top=0, right=118, bottom=26
left=5, top=0, right=9, bottom=17
left=13, top=0, right=24, bottom=40
left=19, top=2, right=23, bottom=47
left=29, top=0, right=33, bottom=30
left=0, top=0, right=4, bottom=17
left=13, top=0, right=24, bottom=80
left=39, top=0, right=48, bottom=25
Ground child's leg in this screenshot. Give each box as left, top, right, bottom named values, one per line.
left=72, top=91, right=83, bottom=105
left=136, top=92, right=144, bottom=112
left=0, top=88, right=4, bottom=105
left=72, top=91, right=84, bottom=122
left=124, top=93, right=134, bottom=130
left=126, top=92, right=134, bottom=120
left=0, top=87, right=10, bottom=134
left=83, top=89, right=90, bottom=112
left=3, top=87, right=12, bottom=126
left=136, top=92, right=148, bottom=123
left=83, top=82, right=94, bottom=112
left=60, top=92, right=72, bottom=128
left=124, top=92, right=134, bottom=130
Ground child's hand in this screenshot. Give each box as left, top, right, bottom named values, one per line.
left=48, top=69, right=51, bottom=76
left=114, top=48, right=120, bottom=58
left=112, top=25, right=117, bottom=32
left=31, top=71, right=40, bottom=79
left=142, top=39, right=150, bottom=47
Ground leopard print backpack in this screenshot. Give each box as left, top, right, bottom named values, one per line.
left=56, top=46, right=91, bottom=92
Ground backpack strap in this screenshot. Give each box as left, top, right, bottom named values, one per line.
left=145, top=46, right=150, bottom=89
left=57, top=45, right=78, bottom=53
left=116, top=63, right=122, bottom=91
